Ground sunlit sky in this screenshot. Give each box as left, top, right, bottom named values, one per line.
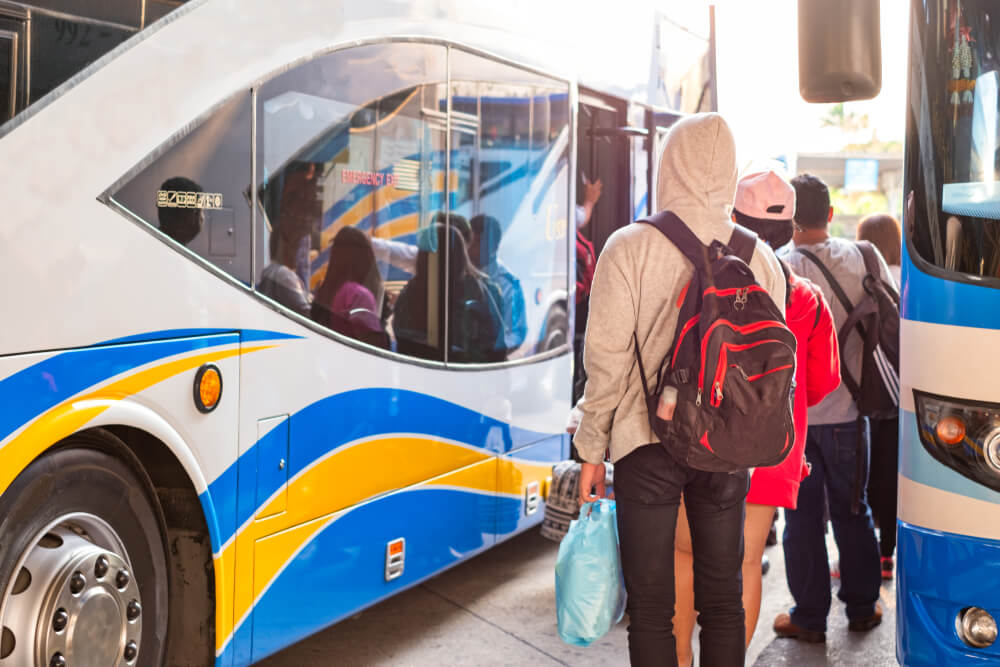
left=714, top=0, right=909, bottom=166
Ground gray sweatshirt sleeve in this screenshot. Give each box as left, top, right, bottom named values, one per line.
left=573, top=238, right=637, bottom=464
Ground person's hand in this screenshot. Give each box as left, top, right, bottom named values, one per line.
left=583, top=179, right=603, bottom=207
left=579, top=461, right=608, bottom=505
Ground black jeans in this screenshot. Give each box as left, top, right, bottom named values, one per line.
left=615, top=443, right=749, bottom=667
left=866, top=416, right=899, bottom=558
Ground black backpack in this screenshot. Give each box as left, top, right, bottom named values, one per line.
left=795, top=242, right=900, bottom=419
left=633, top=211, right=797, bottom=472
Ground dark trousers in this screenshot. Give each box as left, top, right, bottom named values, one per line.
left=615, top=444, right=748, bottom=667
left=782, top=422, right=881, bottom=632
left=866, top=416, right=899, bottom=558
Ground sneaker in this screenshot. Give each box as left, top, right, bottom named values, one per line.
left=848, top=603, right=883, bottom=632
left=762, top=554, right=771, bottom=576
left=773, top=613, right=826, bottom=643
left=881, top=556, right=894, bottom=580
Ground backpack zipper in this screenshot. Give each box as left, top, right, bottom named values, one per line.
left=699, top=320, right=791, bottom=398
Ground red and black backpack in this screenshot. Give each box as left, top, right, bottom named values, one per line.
left=633, top=211, right=797, bottom=472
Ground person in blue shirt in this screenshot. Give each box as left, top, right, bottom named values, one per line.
left=469, top=214, right=527, bottom=355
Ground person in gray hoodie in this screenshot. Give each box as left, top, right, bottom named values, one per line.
left=574, top=113, right=786, bottom=666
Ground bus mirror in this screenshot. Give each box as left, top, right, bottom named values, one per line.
left=797, top=0, right=881, bottom=102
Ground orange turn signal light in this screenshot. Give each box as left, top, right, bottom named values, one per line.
left=194, top=364, right=223, bottom=413
left=936, top=415, right=966, bottom=446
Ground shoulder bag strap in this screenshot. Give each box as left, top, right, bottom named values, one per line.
left=856, top=241, right=900, bottom=304
left=795, top=248, right=865, bottom=403
left=795, top=248, right=856, bottom=316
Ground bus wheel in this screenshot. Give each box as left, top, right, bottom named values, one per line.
left=0, top=435, right=168, bottom=667
left=542, top=304, right=569, bottom=351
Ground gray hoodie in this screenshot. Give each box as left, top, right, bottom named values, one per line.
left=574, top=113, right=786, bottom=465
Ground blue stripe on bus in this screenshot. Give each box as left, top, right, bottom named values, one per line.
left=101, top=328, right=301, bottom=345
left=901, top=241, right=1000, bottom=329
left=0, top=334, right=234, bottom=444
left=247, top=487, right=524, bottom=663
left=899, top=409, right=1000, bottom=505
left=204, top=387, right=556, bottom=548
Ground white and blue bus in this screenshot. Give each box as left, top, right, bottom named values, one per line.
left=897, top=0, right=1000, bottom=662
left=0, top=1, right=713, bottom=665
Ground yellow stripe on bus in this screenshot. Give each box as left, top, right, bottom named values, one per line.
left=222, top=437, right=496, bottom=650
left=0, top=345, right=273, bottom=497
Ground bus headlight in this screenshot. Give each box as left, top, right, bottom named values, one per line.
left=915, top=391, right=1000, bottom=494
left=956, top=607, right=998, bottom=648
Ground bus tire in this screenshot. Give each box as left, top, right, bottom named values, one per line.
left=541, top=303, right=569, bottom=352
left=0, top=432, right=169, bottom=667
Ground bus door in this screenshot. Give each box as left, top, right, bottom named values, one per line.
left=573, top=92, right=645, bottom=402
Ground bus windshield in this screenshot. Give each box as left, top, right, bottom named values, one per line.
left=907, top=0, right=1000, bottom=284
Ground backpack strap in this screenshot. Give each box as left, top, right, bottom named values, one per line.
left=794, top=247, right=866, bottom=404
left=778, top=258, right=792, bottom=308
left=727, top=225, right=758, bottom=264
left=856, top=241, right=900, bottom=304
left=638, top=211, right=708, bottom=270
left=632, top=332, right=653, bottom=400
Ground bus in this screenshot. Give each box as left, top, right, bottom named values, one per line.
left=0, top=1, right=714, bottom=665
left=897, top=0, right=1000, bottom=662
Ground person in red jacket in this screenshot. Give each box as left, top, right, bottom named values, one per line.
left=673, top=170, right=840, bottom=665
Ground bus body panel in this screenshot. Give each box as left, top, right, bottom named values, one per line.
left=898, top=230, right=1000, bottom=663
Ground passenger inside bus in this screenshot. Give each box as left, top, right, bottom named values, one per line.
left=156, top=176, right=205, bottom=246
left=393, top=222, right=503, bottom=363
left=312, top=226, right=389, bottom=349
left=258, top=163, right=319, bottom=317
left=469, top=214, right=527, bottom=354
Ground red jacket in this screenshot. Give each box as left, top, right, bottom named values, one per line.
left=747, top=268, right=840, bottom=509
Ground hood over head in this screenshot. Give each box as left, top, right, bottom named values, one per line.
left=655, top=113, right=738, bottom=246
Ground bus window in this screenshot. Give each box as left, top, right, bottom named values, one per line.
left=255, top=43, right=449, bottom=358
left=28, top=13, right=133, bottom=104
left=449, top=49, right=571, bottom=361
left=906, top=0, right=1000, bottom=285
left=107, top=91, right=253, bottom=284
left=0, top=31, right=13, bottom=121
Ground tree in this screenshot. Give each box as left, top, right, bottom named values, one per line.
left=820, top=103, right=870, bottom=133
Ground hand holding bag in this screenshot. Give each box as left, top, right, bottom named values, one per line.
left=554, top=499, right=626, bottom=646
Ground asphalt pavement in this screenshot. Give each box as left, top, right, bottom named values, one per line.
left=260, top=515, right=897, bottom=666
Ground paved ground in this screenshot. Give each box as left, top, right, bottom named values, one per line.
left=261, top=515, right=897, bottom=666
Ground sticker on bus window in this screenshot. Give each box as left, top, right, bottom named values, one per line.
left=341, top=168, right=397, bottom=187
left=156, top=190, right=224, bottom=210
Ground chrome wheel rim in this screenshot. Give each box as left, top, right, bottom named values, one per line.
left=0, top=513, right=142, bottom=667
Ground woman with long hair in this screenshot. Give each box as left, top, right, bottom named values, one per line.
left=393, top=222, right=503, bottom=362
left=856, top=212, right=901, bottom=579
left=312, top=226, right=387, bottom=348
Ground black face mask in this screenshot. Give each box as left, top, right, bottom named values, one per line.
left=760, top=220, right=794, bottom=250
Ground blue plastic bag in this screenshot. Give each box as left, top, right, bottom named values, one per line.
left=555, top=499, right=626, bottom=646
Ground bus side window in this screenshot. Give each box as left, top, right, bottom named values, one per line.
left=255, top=43, right=448, bottom=357
left=449, top=50, right=571, bottom=362
left=107, top=91, right=253, bottom=284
